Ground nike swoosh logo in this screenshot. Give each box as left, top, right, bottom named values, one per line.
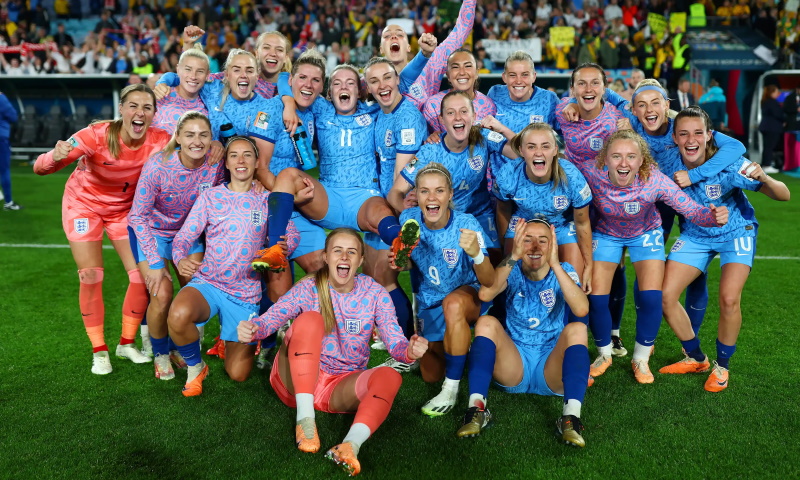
left=103, top=162, right=112, bottom=165
left=293, top=352, right=311, bottom=356
left=717, top=379, right=728, bottom=386
left=132, top=310, right=143, bottom=315
left=81, top=313, right=91, bottom=316
left=650, top=248, right=660, bottom=252
left=496, top=114, right=505, bottom=116
left=372, top=395, right=390, bottom=405
left=517, top=292, right=525, bottom=297
left=643, top=340, right=654, bottom=345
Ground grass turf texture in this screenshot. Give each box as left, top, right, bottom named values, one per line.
left=1, top=163, right=799, bottom=479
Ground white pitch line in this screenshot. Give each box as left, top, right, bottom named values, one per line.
left=0, top=243, right=798, bottom=261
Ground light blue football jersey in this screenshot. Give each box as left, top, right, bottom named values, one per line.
left=247, top=96, right=315, bottom=177
left=401, top=130, right=506, bottom=218
left=493, top=158, right=591, bottom=228
left=505, top=261, right=579, bottom=350
left=375, top=97, right=428, bottom=196
left=399, top=208, right=488, bottom=310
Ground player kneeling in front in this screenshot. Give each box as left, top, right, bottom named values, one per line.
left=457, top=218, right=591, bottom=447
left=238, top=228, right=428, bottom=476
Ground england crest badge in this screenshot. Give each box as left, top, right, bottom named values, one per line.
left=74, top=218, right=89, bottom=235
left=705, top=184, right=722, bottom=200
left=345, top=319, right=361, bottom=334
left=539, top=288, right=556, bottom=308
left=468, top=154, right=484, bottom=171
left=250, top=210, right=264, bottom=226
left=553, top=195, right=568, bottom=210
left=442, top=248, right=459, bottom=267
left=624, top=202, right=641, bottom=215
left=589, top=137, right=603, bottom=151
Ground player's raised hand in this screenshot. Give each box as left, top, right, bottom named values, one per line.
left=480, top=114, right=501, bottom=131
left=153, top=83, right=170, bottom=101
left=510, top=217, right=528, bottom=261
left=459, top=228, right=481, bottom=258
left=182, top=25, right=205, bottom=46
left=616, top=117, right=633, bottom=131
left=237, top=319, right=257, bottom=343
left=53, top=139, right=74, bottom=162
left=742, top=162, right=765, bottom=181
left=548, top=224, right=560, bottom=268
left=673, top=170, right=692, bottom=188
left=562, top=102, right=580, bottom=122
left=207, top=140, right=224, bottom=165
left=710, top=203, right=728, bottom=226
left=418, top=33, right=437, bottom=57
left=407, top=334, right=429, bottom=360
left=177, top=257, right=202, bottom=277
left=424, top=131, right=443, bottom=144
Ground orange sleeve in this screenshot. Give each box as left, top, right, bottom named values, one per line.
left=33, top=125, right=100, bottom=176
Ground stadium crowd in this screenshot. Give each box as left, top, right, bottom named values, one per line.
left=1, top=0, right=794, bottom=477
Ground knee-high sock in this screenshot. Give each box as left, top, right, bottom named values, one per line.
left=388, top=287, right=412, bottom=339
left=635, top=290, right=662, bottom=347
left=444, top=352, right=468, bottom=381
left=685, top=272, right=709, bottom=335
left=716, top=339, right=736, bottom=369
left=150, top=335, right=170, bottom=357
left=176, top=339, right=202, bottom=367
left=267, top=192, right=294, bottom=247
left=467, top=336, right=496, bottom=405
left=562, top=344, right=590, bottom=417
left=377, top=215, right=401, bottom=246
left=352, top=366, right=402, bottom=433
left=567, top=305, right=589, bottom=325
left=287, top=312, right=325, bottom=394
left=79, top=268, right=106, bottom=352
left=588, top=294, right=612, bottom=348
left=120, top=268, right=148, bottom=345
left=609, top=266, right=627, bottom=331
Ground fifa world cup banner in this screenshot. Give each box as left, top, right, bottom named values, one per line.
left=482, top=38, right=543, bottom=63
left=549, top=27, right=576, bottom=47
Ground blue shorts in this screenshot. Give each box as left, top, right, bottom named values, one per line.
left=505, top=216, right=577, bottom=246
left=592, top=229, right=665, bottom=263
left=184, top=279, right=258, bottom=343
left=364, top=231, right=389, bottom=251
left=314, top=186, right=382, bottom=231
left=130, top=230, right=203, bottom=267
left=290, top=211, right=327, bottom=259
left=494, top=342, right=560, bottom=396
left=668, top=234, right=757, bottom=272
left=474, top=212, right=501, bottom=249
left=418, top=287, right=490, bottom=342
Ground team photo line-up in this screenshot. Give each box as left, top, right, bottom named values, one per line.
left=33, top=8, right=790, bottom=477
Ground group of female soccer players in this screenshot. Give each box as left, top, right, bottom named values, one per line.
left=35, top=0, right=790, bottom=473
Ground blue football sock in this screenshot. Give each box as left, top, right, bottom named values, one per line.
left=140, top=315, right=147, bottom=326
left=679, top=336, right=705, bottom=362
left=267, top=192, right=295, bottom=247
left=377, top=215, right=401, bottom=246
left=634, top=290, right=662, bottom=346
left=388, top=287, right=413, bottom=339
left=150, top=335, right=170, bottom=357
left=444, top=352, right=468, bottom=381
left=467, top=336, right=496, bottom=400
left=716, top=339, right=736, bottom=369
left=609, top=266, right=627, bottom=331
left=632, top=277, right=641, bottom=310
left=562, top=344, right=590, bottom=404
left=168, top=337, right=177, bottom=351
left=176, top=339, right=202, bottom=367
left=686, top=272, right=709, bottom=336
left=588, top=294, right=612, bottom=348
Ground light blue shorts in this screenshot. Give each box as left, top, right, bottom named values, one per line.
left=668, top=234, right=757, bottom=272
left=474, top=211, right=501, bottom=249
left=364, top=231, right=389, bottom=251
left=184, top=279, right=258, bottom=343
left=131, top=231, right=203, bottom=267
left=314, top=186, right=382, bottom=231
left=592, top=229, right=665, bottom=263
left=290, top=211, right=327, bottom=259
left=505, top=216, right=577, bottom=246
left=417, top=287, right=490, bottom=342
left=494, top=342, right=560, bottom=396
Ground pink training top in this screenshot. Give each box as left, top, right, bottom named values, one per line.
left=128, top=150, right=225, bottom=267
left=152, top=90, right=209, bottom=133
left=583, top=166, right=718, bottom=238
left=423, top=89, right=497, bottom=133
left=403, top=0, right=476, bottom=110
left=555, top=99, right=622, bottom=175
left=252, top=274, right=413, bottom=375
left=208, top=72, right=277, bottom=100
left=33, top=123, right=172, bottom=214
left=172, top=185, right=299, bottom=304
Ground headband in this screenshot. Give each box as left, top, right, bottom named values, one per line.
left=525, top=218, right=552, bottom=227
left=419, top=166, right=452, bottom=182
left=632, top=85, right=668, bottom=103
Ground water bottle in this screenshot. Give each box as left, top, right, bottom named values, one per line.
left=291, top=123, right=317, bottom=170
left=219, top=122, right=236, bottom=145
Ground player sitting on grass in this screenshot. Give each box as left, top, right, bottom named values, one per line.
left=237, top=228, right=428, bottom=477
left=658, top=107, right=791, bottom=392
left=456, top=218, right=591, bottom=447
left=390, top=163, right=495, bottom=417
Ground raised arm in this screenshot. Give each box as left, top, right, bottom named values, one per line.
left=33, top=126, right=98, bottom=176
left=685, top=131, right=746, bottom=185
left=479, top=218, right=527, bottom=302
left=547, top=225, right=589, bottom=317
left=460, top=227, right=494, bottom=287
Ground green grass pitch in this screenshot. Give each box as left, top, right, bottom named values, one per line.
left=1, top=163, right=799, bottom=479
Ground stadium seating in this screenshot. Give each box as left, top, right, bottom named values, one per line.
left=17, top=105, right=41, bottom=147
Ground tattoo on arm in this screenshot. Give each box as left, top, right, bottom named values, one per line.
left=498, top=255, right=516, bottom=269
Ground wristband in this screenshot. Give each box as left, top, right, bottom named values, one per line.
left=472, top=251, right=485, bottom=265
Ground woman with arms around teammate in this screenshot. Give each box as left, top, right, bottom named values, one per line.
left=237, top=228, right=429, bottom=477
left=584, top=130, right=727, bottom=384
left=457, top=218, right=591, bottom=447
left=658, top=107, right=790, bottom=391
left=128, top=111, right=224, bottom=380
left=33, top=84, right=171, bottom=374
left=167, top=137, right=297, bottom=396
left=391, top=163, right=495, bottom=416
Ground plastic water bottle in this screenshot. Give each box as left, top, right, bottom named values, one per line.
left=291, top=123, right=317, bottom=171
left=219, top=123, right=236, bottom=145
